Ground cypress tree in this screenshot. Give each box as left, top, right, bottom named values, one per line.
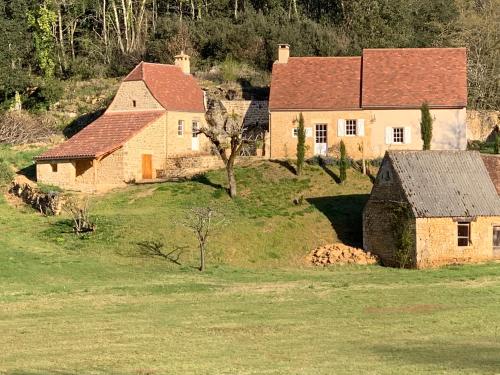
left=296, top=113, right=305, bottom=175
left=339, top=140, right=348, bottom=183
left=494, top=132, right=500, bottom=154
left=420, top=102, right=433, bottom=150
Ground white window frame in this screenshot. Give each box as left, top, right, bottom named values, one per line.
left=178, top=120, right=184, bottom=136
left=345, top=119, right=357, bottom=136
left=192, top=120, right=199, bottom=138
left=392, top=127, right=405, bottom=144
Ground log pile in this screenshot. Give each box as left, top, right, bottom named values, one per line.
left=9, top=178, right=63, bottom=216
left=308, top=243, right=379, bottom=266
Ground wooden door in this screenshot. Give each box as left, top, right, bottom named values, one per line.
left=142, top=154, right=152, bottom=180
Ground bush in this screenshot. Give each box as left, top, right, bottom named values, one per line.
left=0, top=111, right=55, bottom=144
left=0, top=160, right=14, bottom=185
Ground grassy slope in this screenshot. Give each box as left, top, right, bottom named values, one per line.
left=0, top=150, right=499, bottom=374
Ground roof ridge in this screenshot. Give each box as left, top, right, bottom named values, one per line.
left=289, top=56, right=361, bottom=60
left=363, top=47, right=466, bottom=51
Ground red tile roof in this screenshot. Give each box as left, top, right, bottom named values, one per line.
left=269, top=57, right=362, bottom=110
left=269, top=48, right=467, bottom=110
left=124, top=62, right=205, bottom=112
left=36, top=111, right=165, bottom=160
left=361, top=48, right=467, bottom=108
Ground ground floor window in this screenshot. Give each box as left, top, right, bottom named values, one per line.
left=493, top=226, right=500, bottom=248
left=192, top=121, right=199, bottom=138
left=393, top=127, right=404, bottom=143
left=457, top=222, right=471, bottom=246
left=178, top=120, right=184, bottom=136
left=50, top=163, right=57, bottom=172
left=292, top=127, right=298, bottom=137
left=345, top=119, right=357, bottom=136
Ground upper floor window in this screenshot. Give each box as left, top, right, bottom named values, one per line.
left=292, top=128, right=298, bottom=137
left=345, top=119, right=357, bottom=136
left=132, top=100, right=137, bottom=108
left=178, top=120, right=184, bottom=136
left=393, top=127, right=404, bottom=143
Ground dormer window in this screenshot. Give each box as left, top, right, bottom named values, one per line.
left=132, top=100, right=137, bottom=108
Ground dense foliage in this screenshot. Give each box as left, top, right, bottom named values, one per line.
left=0, top=0, right=498, bottom=110
left=420, top=102, right=433, bottom=150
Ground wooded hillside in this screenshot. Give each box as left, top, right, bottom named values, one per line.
left=0, top=0, right=498, bottom=111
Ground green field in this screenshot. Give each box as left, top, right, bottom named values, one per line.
left=1, top=148, right=499, bottom=374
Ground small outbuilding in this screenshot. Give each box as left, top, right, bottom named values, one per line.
left=363, top=150, right=500, bottom=268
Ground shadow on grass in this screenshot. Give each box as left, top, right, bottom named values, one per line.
left=307, top=194, right=369, bottom=247
left=136, top=240, right=185, bottom=266
left=370, top=341, right=500, bottom=372
left=269, top=159, right=296, bottom=175
left=16, top=164, right=37, bottom=182
left=319, top=163, right=341, bottom=184
left=190, top=174, right=225, bottom=190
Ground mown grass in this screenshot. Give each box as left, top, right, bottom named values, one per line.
left=0, top=148, right=499, bottom=374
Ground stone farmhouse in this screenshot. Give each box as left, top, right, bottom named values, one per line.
left=36, top=53, right=213, bottom=191
left=363, top=151, right=500, bottom=268
left=268, top=45, right=467, bottom=159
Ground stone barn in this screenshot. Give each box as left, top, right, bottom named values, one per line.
left=36, top=53, right=214, bottom=191
left=363, top=151, right=500, bottom=268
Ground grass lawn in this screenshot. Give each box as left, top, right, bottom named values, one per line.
left=0, top=148, right=499, bottom=374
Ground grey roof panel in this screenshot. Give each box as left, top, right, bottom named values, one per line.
left=387, top=150, right=500, bottom=218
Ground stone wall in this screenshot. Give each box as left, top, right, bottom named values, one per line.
left=123, top=114, right=167, bottom=181
left=466, top=110, right=499, bottom=141
left=362, top=158, right=416, bottom=266
left=159, top=154, right=224, bottom=179
left=221, top=100, right=269, bottom=128
left=37, top=161, right=76, bottom=188
left=107, top=81, right=163, bottom=112
left=270, top=108, right=467, bottom=159
left=482, top=155, right=500, bottom=195
left=165, top=111, right=212, bottom=157
left=415, top=216, right=500, bottom=268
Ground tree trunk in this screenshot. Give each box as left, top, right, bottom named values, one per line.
left=234, top=0, right=238, bottom=19
left=199, top=244, right=205, bottom=271
left=226, top=163, right=237, bottom=198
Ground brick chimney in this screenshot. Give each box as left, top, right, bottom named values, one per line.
left=278, top=44, right=290, bottom=64
left=174, top=51, right=190, bottom=74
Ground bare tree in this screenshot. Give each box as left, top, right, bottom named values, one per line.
left=184, top=207, right=224, bottom=272
left=63, top=197, right=96, bottom=235
left=199, top=99, right=250, bottom=198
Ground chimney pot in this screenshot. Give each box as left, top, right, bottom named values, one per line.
left=278, top=44, right=290, bottom=64
left=174, top=51, right=191, bottom=74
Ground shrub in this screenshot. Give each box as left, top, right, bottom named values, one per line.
left=339, top=140, right=348, bottom=183
left=0, top=160, right=14, bottom=185
left=63, top=197, right=96, bottom=235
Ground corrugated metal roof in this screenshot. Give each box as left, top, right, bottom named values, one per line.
left=387, top=150, right=500, bottom=218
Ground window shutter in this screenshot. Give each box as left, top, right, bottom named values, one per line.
left=305, top=127, right=313, bottom=137
left=385, top=127, right=393, bottom=145
left=337, top=119, right=345, bottom=137
left=404, top=127, right=412, bottom=144
left=357, top=119, right=365, bottom=136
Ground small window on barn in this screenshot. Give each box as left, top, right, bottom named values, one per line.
left=457, top=222, right=471, bottom=247
left=493, top=226, right=500, bottom=248
left=178, top=120, right=184, bottom=136
left=132, top=100, right=137, bottom=108
left=50, top=163, right=57, bottom=172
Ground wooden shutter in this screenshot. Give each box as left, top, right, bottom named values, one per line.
left=404, top=127, right=412, bottom=144
left=337, top=119, right=345, bottom=137
left=385, top=128, right=393, bottom=144
left=357, top=119, right=365, bottom=136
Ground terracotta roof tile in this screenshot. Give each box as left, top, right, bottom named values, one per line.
left=36, top=111, right=165, bottom=160
left=124, top=62, right=205, bottom=112
left=269, top=57, right=361, bottom=110
left=362, top=48, right=467, bottom=108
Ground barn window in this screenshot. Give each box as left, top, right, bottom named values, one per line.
left=493, top=226, right=500, bottom=248
left=132, top=100, right=137, bottom=108
left=457, top=222, right=471, bottom=246
left=50, top=163, right=57, bottom=172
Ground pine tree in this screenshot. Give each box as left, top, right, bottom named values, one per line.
left=420, top=102, right=433, bottom=150
left=296, top=112, right=305, bottom=175
left=339, top=140, right=348, bottom=183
